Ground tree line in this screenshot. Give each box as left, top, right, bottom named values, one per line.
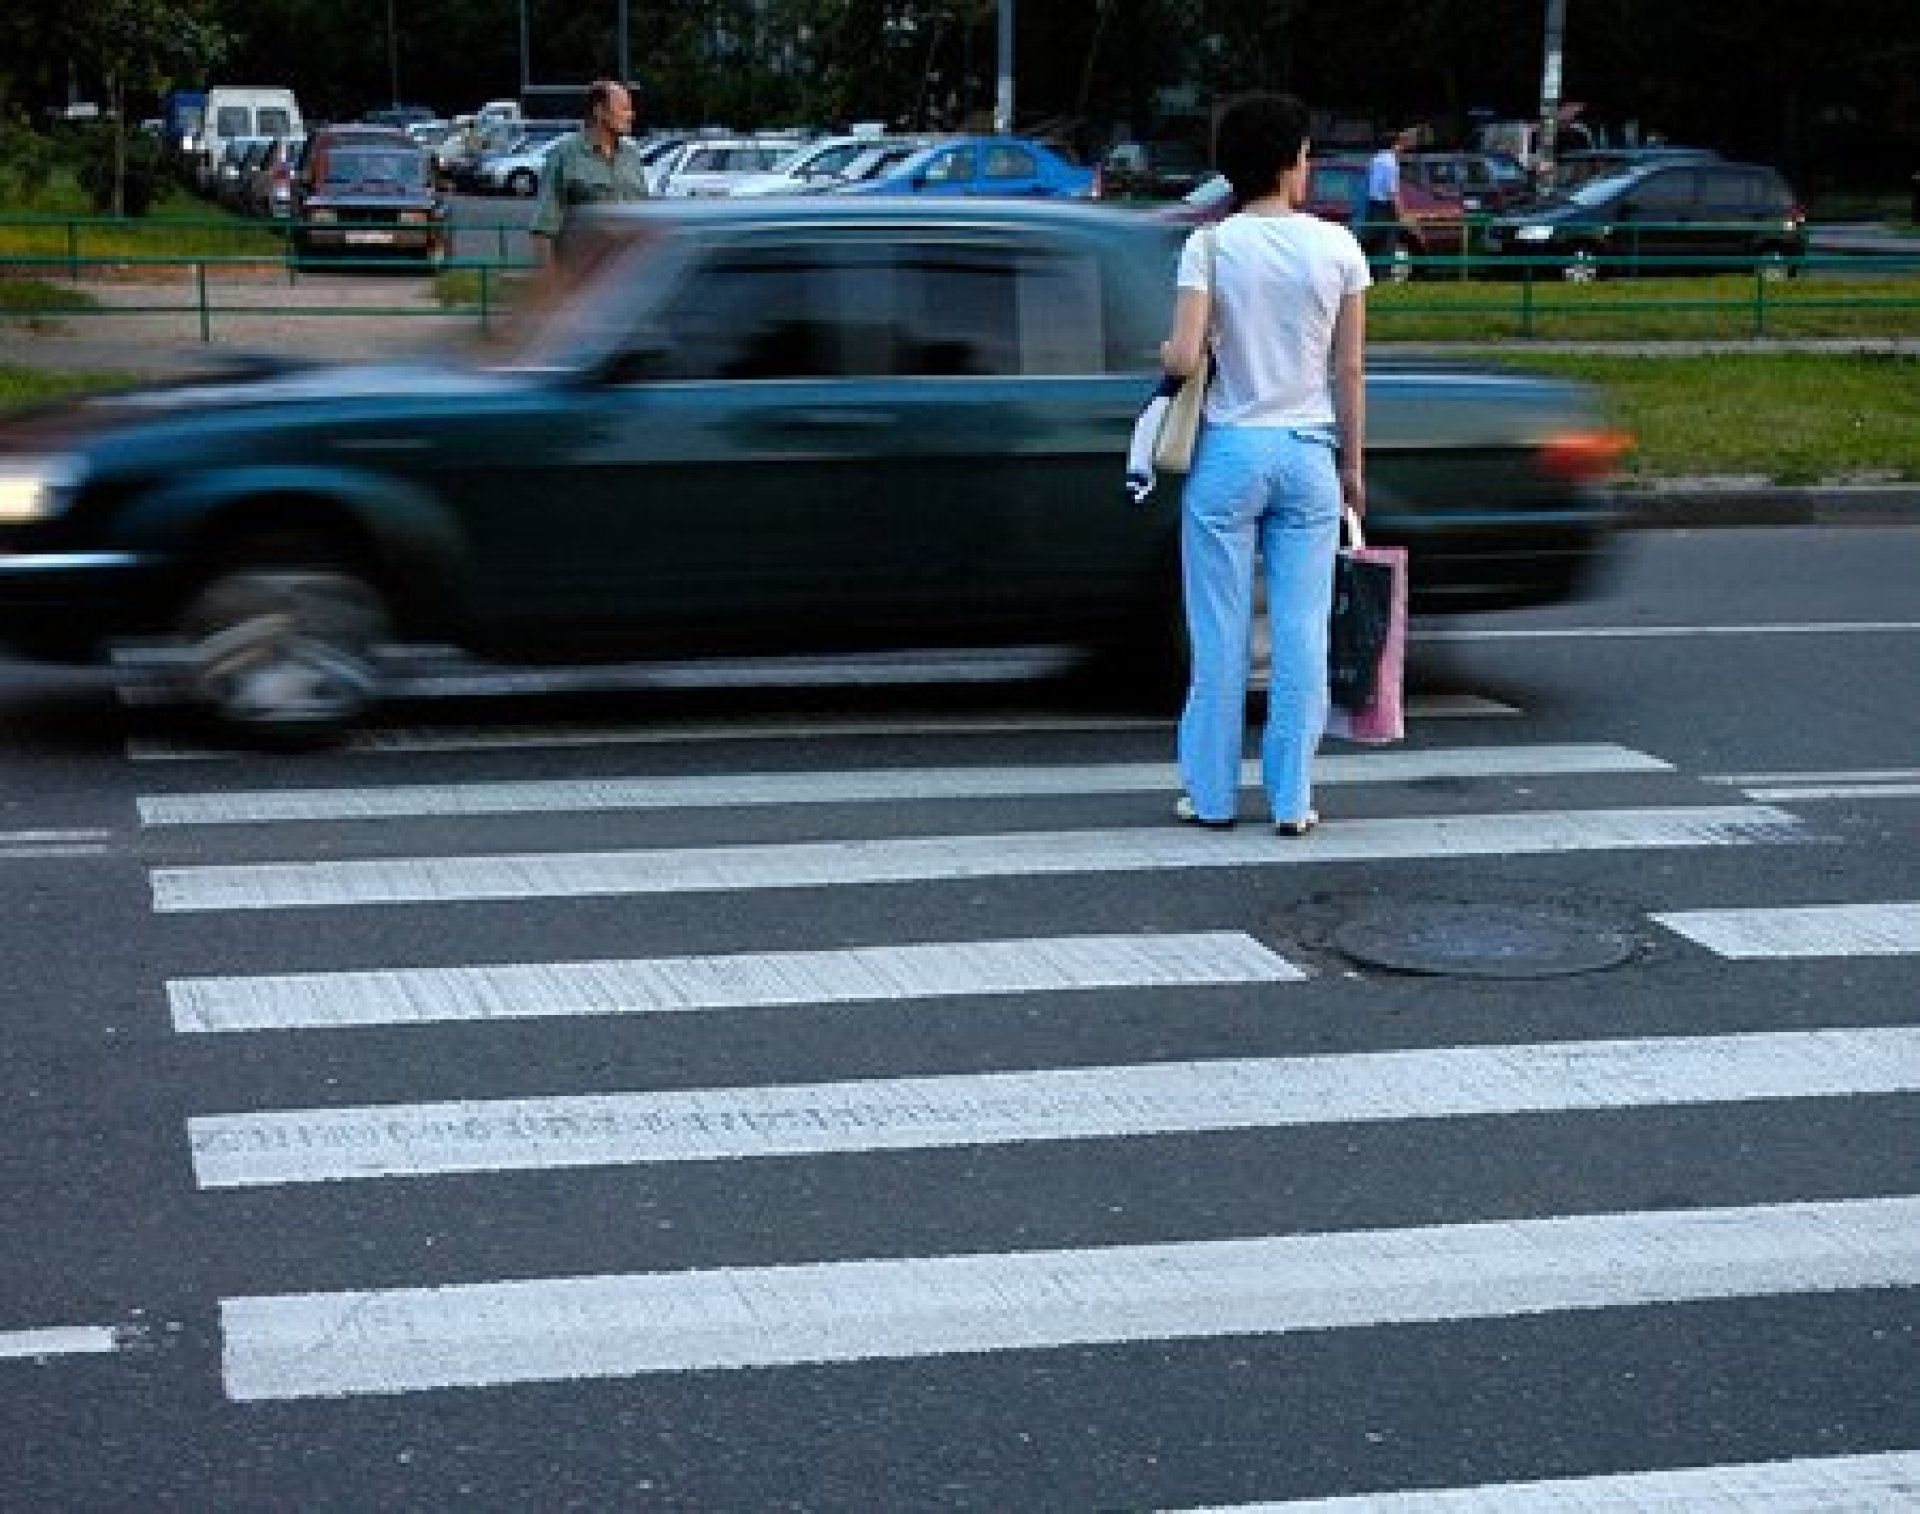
left=5, top=1, right=1916, bottom=186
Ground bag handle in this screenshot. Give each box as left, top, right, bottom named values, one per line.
left=1343, top=506, right=1366, bottom=549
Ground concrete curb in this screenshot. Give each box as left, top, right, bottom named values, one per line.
left=1614, top=479, right=1920, bottom=528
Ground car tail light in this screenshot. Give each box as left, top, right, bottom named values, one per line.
left=1535, top=430, right=1634, bottom=483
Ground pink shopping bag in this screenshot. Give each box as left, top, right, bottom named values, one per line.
left=1324, top=509, right=1408, bottom=745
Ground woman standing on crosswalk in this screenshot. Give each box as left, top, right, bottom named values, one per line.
left=1161, top=92, right=1371, bottom=835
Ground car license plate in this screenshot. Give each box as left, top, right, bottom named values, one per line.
left=344, top=229, right=395, bottom=245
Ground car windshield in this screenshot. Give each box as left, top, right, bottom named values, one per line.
left=325, top=150, right=426, bottom=188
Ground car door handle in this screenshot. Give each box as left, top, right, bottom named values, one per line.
left=766, top=408, right=898, bottom=431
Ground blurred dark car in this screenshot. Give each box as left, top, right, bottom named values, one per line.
left=291, top=140, right=447, bottom=265
left=0, top=199, right=1627, bottom=741
left=1173, top=158, right=1468, bottom=280
left=1480, top=160, right=1807, bottom=281
left=1093, top=139, right=1212, bottom=202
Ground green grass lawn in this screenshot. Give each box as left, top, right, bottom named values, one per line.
left=1509, top=352, right=1920, bottom=484
left=1371, top=270, right=1920, bottom=341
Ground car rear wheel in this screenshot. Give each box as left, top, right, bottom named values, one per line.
left=508, top=168, right=538, bottom=197
left=180, top=558, right=389, bottom=744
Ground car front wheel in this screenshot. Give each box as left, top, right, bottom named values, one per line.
left=509, top=168, right=537, bottom=197
left=180, top=563, right=389, bottom=744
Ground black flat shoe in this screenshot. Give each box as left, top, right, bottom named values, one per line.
left=1175, top=795, right=1235, bottom=830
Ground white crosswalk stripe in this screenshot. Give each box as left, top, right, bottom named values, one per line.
left=169, top=931, right=1301, bottom=1033
left=128, top=712, right=1916, bottom=1502
left=220, top=1195, right=1920, bottom=1400
left=148, top=805, right=1808, bottom=912
left=1655, top=901, right=1920, bottom=958
left=187, top=1027, right=1920, bottom=1189
left=1177, top=1449, right=1920, bottom=1512
left=136, top=744, right=1670, bottom=827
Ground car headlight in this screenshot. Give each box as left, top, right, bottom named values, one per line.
left=0, top=456, right=85, bottom=524
left=1513, top=225, right=1556, bottom=243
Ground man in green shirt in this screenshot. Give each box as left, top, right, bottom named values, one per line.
left=530, top=79, right=649, bottom=268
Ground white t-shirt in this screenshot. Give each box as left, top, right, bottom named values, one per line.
left=1176, top=212, right=1371, bottom=429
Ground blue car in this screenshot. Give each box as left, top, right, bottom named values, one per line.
left=834, top=135, right=1093, bottom=199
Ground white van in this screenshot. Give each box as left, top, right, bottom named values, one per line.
left=195, top=86, right=304, bottom=187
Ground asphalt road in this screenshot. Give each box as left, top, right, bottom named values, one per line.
left=1, top=525, right=1916, bottom=1508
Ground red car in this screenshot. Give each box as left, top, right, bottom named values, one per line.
left=1171, top=155, right=1468, bottom=280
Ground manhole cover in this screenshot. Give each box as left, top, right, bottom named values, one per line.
left=1333, top=897, right=1637, bottom=979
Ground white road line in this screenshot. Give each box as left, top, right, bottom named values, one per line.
left=218, top=1194, right=1920, bottom=1400
left=1738, top=783, right=1920, bottom=802
left=0, top=1326, right=121, bottom=1362
left=138, top=744, right=1670, bottom=827
left=148, top=805, right=1807, bottom=913
left=1421, top=620, right=1920, bottom=642
left=1176, top=1449, right=1920, bottom=1511
left=1707, top=768, right=1920, bottom=786
left=124, top=695, right=1519, bottom=763
left=1654, top=902, right=1920, bottom=959
left=186, top=1027, right=1920, bottom=1187
left=170, top=931, right=1301, bottom=1034
left=0, top=828, right=112, bottom=860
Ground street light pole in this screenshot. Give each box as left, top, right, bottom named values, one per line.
left=994, top=0, right=1014, bottom=134
left=1538, top=0, right=1567, bottom=173
left=386, top=0, right=400, bottom=108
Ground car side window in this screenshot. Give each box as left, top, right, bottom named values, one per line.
left=921, top=148, right=975, bottom=185
left=648, top=239, right=874, bottom=382
left=1631, top=170, right=1696, bottom=213
left=984, top=146, right=1037, bottom=180
left=1698, top=170, right=1759, bottom=215
left=886, top=238, right=1103, bottom=377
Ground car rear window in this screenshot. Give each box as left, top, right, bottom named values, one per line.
left=325, top=150, right=427, bottom=187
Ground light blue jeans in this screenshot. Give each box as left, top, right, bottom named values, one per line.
left=1177, top=423, right=1343, bottom=824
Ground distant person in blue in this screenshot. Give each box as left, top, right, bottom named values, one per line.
left=1360, top=126, right=1416, bottom=259
left=530, top=80, right=649, bottom=270
left=1158, top=93, right=1371, bottom=835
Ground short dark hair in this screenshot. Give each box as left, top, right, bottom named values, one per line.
left=1214, top=93, right=1310, bottom=208
left=584, top=79, right=625, bottom=119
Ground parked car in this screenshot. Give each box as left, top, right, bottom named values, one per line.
left=1172, top=158, right=1467, bottom=280
left=834, top=136, right=1095, bottom=199
left=1092, top=139, right=1212, bottom=202
left=1479, top=160, right=1807, bottom=281
left=211, top=136, right=270, bottom=210
left=293, top=122, right=414, bottom=198
left=1402, top=150, right=1534, bottom=214
left=0, top=198, right=1628, bottom=742
left=654, top=138, right=804, bottom=198
left=290, top=140, right=447, bottom=266
left=726, top=133, right=929, bottom=196
left=242, top=136, right=305, bottom=219
left=1551, top=146, right=1720, bottom=192
left=471, top=135, right=563, bottom=197
left=450, top=119, right=577, bottom=192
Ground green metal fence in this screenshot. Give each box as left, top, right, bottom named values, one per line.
left=2, top=212, right=1917, bottom=347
